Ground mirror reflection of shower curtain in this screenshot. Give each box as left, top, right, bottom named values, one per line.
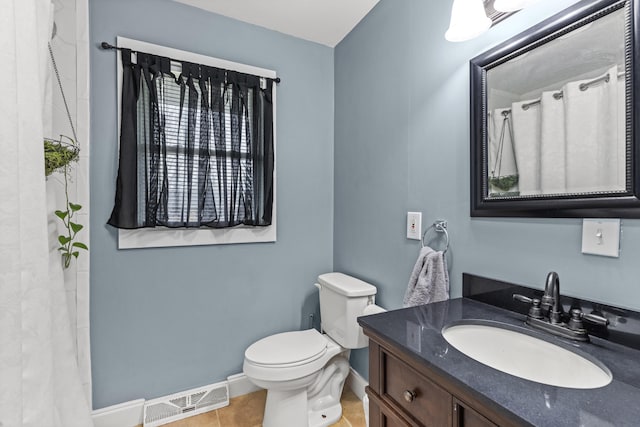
left=512, top=100, right=541, bottom=195
left=540, top=90, right=566, bottom=194
left=564, top=65, right=623, bottom=193
left=502, top=65, right=625, bottom=197
left=617, top=69, right=626, bottom=188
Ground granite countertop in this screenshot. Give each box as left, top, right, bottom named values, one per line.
left=359, top=298, right=640, bottom=427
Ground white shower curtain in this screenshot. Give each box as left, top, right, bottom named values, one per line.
left=502, top=65, right=625, bottom=197
left=539, top=90, right=566, bottom=194
left=511, top=99, right=541, bottom=195
left=564, top=65, right=622, bottom=193
left=617, top=69, right=627, bottom=187
left=0, top=0, right=93, bottom=426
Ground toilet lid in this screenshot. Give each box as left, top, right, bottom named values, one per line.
left=245, top=329, right=328, bottom=366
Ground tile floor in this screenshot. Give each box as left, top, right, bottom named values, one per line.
left=138, top=388, right=366, bottom=427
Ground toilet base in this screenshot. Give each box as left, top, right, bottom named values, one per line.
left=261, top=389, right=343, bottom=427
left=245, top=335, right=351, bottom=427
left=263, top=388, right=309, bottom=427
left=257, top=353, right=349, bottom=427
left=309, top=402, right=342, bottom=427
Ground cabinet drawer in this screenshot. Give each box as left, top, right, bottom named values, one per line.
left=383, top=351, right=452, bottom=426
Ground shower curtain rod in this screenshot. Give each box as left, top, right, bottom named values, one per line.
left=507, top=71, right=625, bottom=112
left=99, top=42, right=281, bottom=84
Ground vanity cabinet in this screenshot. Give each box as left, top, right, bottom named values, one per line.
left=365, top=338, right=520, bottom=427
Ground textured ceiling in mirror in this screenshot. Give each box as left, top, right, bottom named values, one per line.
left=487, top=8, right=624, bottom=100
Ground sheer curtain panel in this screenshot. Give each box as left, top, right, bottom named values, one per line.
left=108, top=49, right=274, bottom=230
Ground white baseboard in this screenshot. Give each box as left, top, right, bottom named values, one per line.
left=92, top=399, right=145, bottom=427
left=91, top=369, right=368, bottom=427
left=346, top=367, right=368, bottom=401
left=227, top=373, right=262, bottom=398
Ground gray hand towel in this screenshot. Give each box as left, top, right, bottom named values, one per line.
left=403, top=246, right=450, bottom=307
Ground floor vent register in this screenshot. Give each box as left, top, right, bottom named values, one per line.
left=143, top=381, right=229, bottom=426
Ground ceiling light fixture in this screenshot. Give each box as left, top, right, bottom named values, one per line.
left=445, top=0, right=492, bottom=42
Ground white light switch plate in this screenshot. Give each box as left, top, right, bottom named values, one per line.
left=581, top=219, right=620, bottom=258
left=407, top=212, right=422, bottom=240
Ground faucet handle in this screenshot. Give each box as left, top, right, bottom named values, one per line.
left=513, top=294, right=533, bottom=304
left=513, top=294, right=544, bottom=319
left=568, top=309, right=586, bottom=331
left=582, top=312, right=609, bottom=327
left=568, top=308, right=609, bottom=330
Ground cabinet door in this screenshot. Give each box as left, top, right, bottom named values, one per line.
left=454, top=399, right=498, bottom=427
left=368, top=394, right=412, bottom=427
left=383, top=351, right=452, bottom=426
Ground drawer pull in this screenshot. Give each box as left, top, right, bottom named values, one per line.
left=403, top=390, right=417, bottom=402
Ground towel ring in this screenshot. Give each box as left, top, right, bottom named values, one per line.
left=421, top=220, right=449, bottom=253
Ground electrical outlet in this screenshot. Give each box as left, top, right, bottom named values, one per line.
left=407, top=212, right=422, bottom=240
left=581, top=218, right=621, bottom=258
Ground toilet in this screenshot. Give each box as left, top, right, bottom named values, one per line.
left=243, top=272, right=379, bottom=427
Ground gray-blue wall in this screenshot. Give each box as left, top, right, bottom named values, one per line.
left=91, top=0, right=640, bottom=408
left=90, top=0, right=334, bottom=409
left=335, top=0, right=640, bottom=378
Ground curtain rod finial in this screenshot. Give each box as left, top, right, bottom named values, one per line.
left=101, top=42, right=114, bottom=50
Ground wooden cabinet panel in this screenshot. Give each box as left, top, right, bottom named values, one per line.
left=365, top=330, right=517, bottom=427
left=454, top=399, right=498, bottom=427
left=367, top=388, right=412, bottom=427
left=383, top=414, right=412, bottom=427
left=382, top=351, right=452, bottom=426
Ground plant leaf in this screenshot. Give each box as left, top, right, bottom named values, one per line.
left=55, top=210, right=68, bottom=220
left=69, top=203, right=82, bottom=212
left=72, top=242, right=88, bottom=250
left=58, top=235, right=71, bottom=245
left=70, top=222, right=83, bottom=233
left=72, top=251, right=80, bottom=258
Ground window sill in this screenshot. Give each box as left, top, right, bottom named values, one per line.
left=118, top=223, right=276, bottom=249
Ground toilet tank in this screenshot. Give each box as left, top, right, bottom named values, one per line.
left=317, top=272, right=377, bottom=349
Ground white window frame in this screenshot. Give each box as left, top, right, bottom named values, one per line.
left=116, top=37, right=277, bottom=249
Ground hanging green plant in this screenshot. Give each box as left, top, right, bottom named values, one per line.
left=45, top=135, right=88, bottom=268
left=56, top=199, right=88, bottom=269
left=44, top=135, right=79, bottom=176
left=489, top=174, right=519, bottom=192
left=46, top=42, right=88, bottom=269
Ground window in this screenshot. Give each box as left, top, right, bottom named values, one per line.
left=109, top=38, right=276, bottom=249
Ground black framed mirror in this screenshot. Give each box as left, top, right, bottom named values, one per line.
left=470, top=0, right=640, bottom=217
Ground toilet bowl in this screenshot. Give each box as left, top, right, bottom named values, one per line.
left=243, top=329, right=350, bottom=427
left=243, top=273, right=381, bottom=427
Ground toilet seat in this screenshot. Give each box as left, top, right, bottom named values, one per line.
left=245, top=329, right=328, bottom=368
left=243, top=330, right=344, bottom=383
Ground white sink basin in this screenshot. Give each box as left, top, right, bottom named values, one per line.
left=442, top=320, right=612, bottom=389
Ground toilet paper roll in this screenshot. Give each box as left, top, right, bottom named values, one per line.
left=362, top=304, right=386, bottom=316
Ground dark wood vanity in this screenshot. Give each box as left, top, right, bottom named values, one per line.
left=364, top=330, right=522, bottom=427
left=358, top=274, right=640, bottom=427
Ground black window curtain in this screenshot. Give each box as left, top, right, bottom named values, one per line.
left=108, top=49, right=274, bottom=229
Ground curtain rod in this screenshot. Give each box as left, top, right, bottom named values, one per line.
left=99, top=42, right=281, bottom=84
left=498, top=71, right=624, bottom=113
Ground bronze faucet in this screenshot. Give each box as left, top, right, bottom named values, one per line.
left=513, top=272, right=608, bottom=342
left=541, top=271, right=563, bottom=324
